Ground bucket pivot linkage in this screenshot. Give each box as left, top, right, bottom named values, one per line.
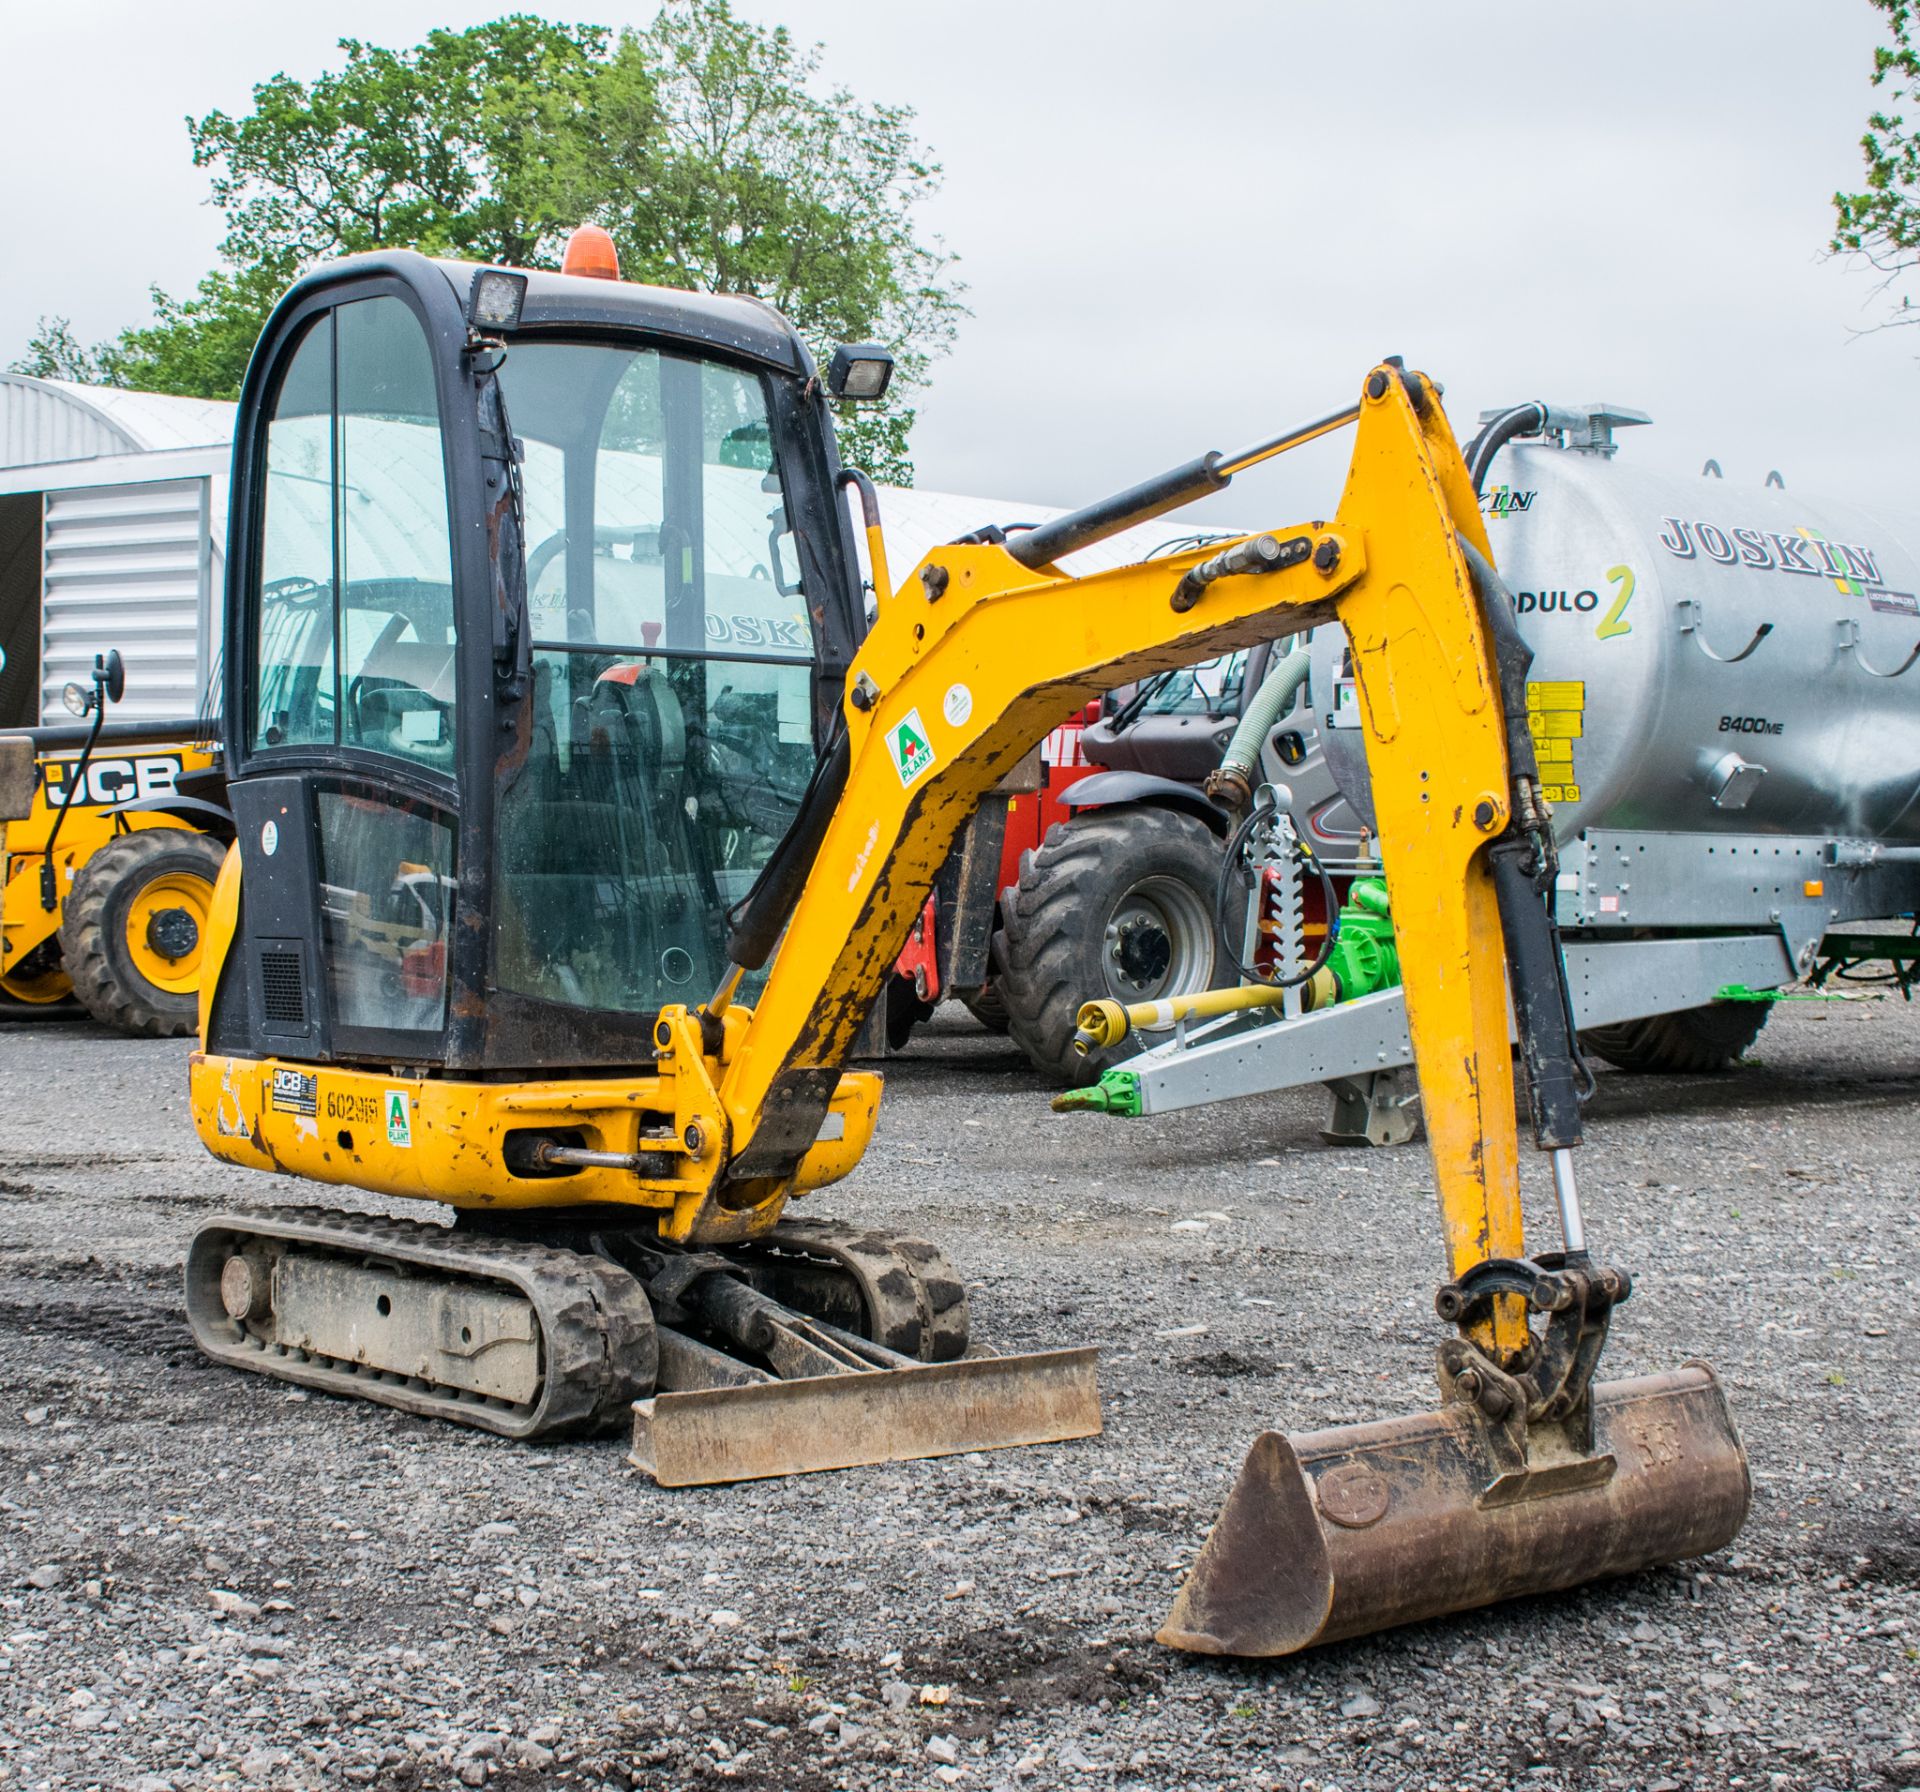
left=1433, top=1248, right=1630, bottom=1499
left=1159, top=539, right=1750, bottom=1659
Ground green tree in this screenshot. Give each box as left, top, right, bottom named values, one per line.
left=11, top=5, right=960, bottom=482
left=570, top=3, right=962, bottom=480
left=1833, top=0, right=1920, bottom=327
left=9, top=317, right=120, bottom=385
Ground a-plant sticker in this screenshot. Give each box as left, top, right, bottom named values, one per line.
left=886, top=708, right=937, bottom=788
left=384, top=1089, right=413, bottom=1149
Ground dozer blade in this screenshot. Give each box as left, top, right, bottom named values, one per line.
left=630, top=1346, right=1101, bottom=1486
left=1160, top=1364, right=1749, bottom=1657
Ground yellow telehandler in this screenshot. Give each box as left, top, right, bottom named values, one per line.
left=181, top=236, right=1748, bottom=1657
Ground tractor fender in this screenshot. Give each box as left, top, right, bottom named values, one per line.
left=100, top=793, right=237, bottom=841
left=1056, top=771, right=1230, bottom=838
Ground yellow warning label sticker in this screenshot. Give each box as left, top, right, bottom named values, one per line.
left=1527, top=680, right=1587, bottom=797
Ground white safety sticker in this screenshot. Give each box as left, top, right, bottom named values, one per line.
left=260, top=819, right=279, bottom=857
left=942, top=682, right=973, bottom=728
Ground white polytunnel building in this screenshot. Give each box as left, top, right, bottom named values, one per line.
left=0, top=375, right=235, bottom=729
left=0, top=371, right=1238, bottom=732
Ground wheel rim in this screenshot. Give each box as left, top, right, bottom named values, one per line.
left=1102, top=873, right=1215, bottom=1006
left=1, top=969, right=72, bottom=1006
left=125, top=870, right=216, bottom=995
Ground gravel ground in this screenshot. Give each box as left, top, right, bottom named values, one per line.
left=0, top=995, right=1915, bottom=1792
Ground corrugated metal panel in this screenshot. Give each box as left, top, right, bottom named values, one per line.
left=0, top=374, right=234, bottom=471
left=0, top=375, right=140, bottom=469
left=34, top=380, right=236, bottom=454
left=40, top=479, right=210, bottom=723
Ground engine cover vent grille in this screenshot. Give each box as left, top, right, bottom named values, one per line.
left=259, top=949, right=307, bottom=1027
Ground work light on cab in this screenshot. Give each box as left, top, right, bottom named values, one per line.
left=827, top=343, right=895, bottom=402
left=469, top=269, right=527, bottom=331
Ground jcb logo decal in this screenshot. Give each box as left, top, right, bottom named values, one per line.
left=44, top=754, right=183, bottom=809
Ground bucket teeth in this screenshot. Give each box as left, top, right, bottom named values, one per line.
left=1160, top=1364, right=1750, bottom=1657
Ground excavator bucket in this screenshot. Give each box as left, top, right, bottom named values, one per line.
left=630, top=1346, right=1102, bottom=1486
left=1160, top=1364, right=1749, bottom=1657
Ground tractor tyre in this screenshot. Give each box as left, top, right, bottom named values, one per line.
left=998, top=807, right=1226, bottom=1087
left=58, top=829, right=229, bottom=1039
left=958, top=981, right=1011, bottom=1034
left=1581, top=1001, right=1771, bottom=1075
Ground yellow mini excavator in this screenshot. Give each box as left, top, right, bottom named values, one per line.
left=184, top=235, right=1749, bottom=1655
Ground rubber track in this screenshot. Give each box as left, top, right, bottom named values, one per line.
left=764, top=1217, right=970, bottom=1362
left=185, top=1207, right=656, bottom=1439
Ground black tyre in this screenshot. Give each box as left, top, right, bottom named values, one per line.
left=1581, top=1001, right=1770, bottom=1075
left=998, top=806, right=1226, bottom=1086
left=58, top=829, right=230, bottom=1039
left=959, top=981, right=1011, bottom=1034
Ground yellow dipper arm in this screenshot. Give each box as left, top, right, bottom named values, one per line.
left=703, top=366, right=1528, bottom=1354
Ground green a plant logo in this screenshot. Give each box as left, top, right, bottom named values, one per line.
left=885, top=708, right=937, bottom=788
left=384, top=1089, right=413, bottom=1149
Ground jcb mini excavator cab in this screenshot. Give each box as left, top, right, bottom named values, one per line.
left=187, top=245, right=1101, bottom=1467
left=187, top=239, right=1747, bottom=1654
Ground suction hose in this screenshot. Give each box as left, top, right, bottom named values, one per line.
left=1466, top=401, right=1549, bottom=497
left=1204, top=647, right=1311, bottom=812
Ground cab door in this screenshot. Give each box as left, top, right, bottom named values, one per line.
left=219, top=283, right=472, bottom=1067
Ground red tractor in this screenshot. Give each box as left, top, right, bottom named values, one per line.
left=885, top=638, right=1358, bottom=1080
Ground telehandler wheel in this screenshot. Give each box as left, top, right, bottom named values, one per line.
left=958, top=981, right=1011, bottom=1034
left=997, top=806, right=1226, bottom=1086
left=58, top=828, right=230, bottom=1039
left=1581, top=1000, right=1771, bottom=1075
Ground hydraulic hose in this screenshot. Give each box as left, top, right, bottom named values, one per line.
left=1466, top=401, right=1549, bottom=497
left=1215, top=790, right=1340, bottom=991
left=1205, top=647, right=1311, bottom=812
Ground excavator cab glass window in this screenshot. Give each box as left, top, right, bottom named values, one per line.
left=253, top=297, right=458, bottom=771
left=240, top=290, right=464, bottom=1049
left=491, top=342, right=815, bottom=1016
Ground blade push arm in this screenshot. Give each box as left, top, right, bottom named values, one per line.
left=699, top=365, right=1534, bottom=1355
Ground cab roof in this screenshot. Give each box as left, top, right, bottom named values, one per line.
left=283, top=249, right=814, bottom=379
left=427, top=256, right=812, bottom=376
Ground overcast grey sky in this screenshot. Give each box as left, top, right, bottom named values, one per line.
left=1, top=1, right=1908, bottom=522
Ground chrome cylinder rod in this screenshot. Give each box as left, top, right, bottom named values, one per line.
left=1550, top=1147, right=1587, bottom=1257
left=1214, top=402, right=1363, bottom=480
